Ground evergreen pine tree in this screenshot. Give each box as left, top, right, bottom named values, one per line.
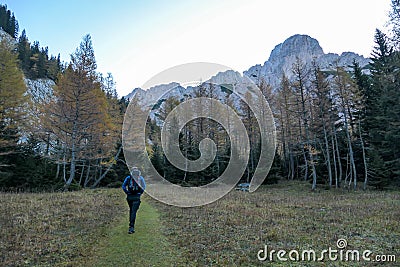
left=0, top=5, right=18, bottom=37
left=367, top=29, right=400, bottom=186
left=17, top=29, right=31, bottom=73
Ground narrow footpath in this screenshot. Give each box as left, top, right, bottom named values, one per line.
left=88, top=198, right=184, bottom=267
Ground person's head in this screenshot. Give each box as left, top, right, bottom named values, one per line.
left=131, top=167, right=141, bottom=178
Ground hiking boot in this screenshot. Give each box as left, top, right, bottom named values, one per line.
left=128, top=227, right=135, bottom=234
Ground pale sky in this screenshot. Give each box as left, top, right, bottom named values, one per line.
left=3, top=0, right=392, bottom=96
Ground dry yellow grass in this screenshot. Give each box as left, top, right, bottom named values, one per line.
left=0, top=189, right=124, bottom=266
left=152, top=181, right=400, bottom=266
left=1, top=182, right=399, bottom=266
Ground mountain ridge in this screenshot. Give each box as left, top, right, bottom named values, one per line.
left=127, top=34, right=370, bottom=101
left=244, top=34, right=370, bottom=87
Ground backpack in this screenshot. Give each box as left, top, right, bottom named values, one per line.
left=128, top=176, right=144, bottom=194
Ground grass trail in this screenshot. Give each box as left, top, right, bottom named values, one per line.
left=88, top=196, right=183, bottom=267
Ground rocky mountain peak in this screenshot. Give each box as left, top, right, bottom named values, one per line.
left=244, top=34, right=370, bottom=87
left=268, top=34, right=324, bottom=63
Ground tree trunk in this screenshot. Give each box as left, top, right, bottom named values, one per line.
left=55, top=161, right=60, bottom=180
left=323, top=124, right=333, bottom=188
left=63, top=153, right=67, bottom=182
left=333, top=126, right=342, bottom=187
left=84, top=161, right=91, bottom=188
left=289, top=145, right=295, bottom=180
left=79, top=162, right=85, bottom=186
left=302, top=147, right=308, bottom=181
left=45, top=133, right=50, bottom=156
left=331, top=133, right=338, bottom=188
left=343, top=107, right=357, bottom=190
left=309, top=145, right=317, bottom=190
left=344, top=153, right=350, bottom=188
left=64, top=122, right=77, bottom=190
left=279, top=108, right=289, bottom=178
left=91, top=145, right=123, bottom=188
left=359, top=120, right=368, bottom=190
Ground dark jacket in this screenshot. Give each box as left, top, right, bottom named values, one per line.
left=122, top=175, right=146, bottom=196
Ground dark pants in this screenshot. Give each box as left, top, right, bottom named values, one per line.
left=127, top=195, right=141, bottom=228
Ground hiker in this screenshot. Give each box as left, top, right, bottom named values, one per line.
left=122, top=167, right=146, bottom=234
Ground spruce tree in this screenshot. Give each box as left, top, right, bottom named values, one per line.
left=367, top=29, right=400, bottom=187
left=0, top=5, right=18, bottom=37
left=17, top=30, right=31, bottom=73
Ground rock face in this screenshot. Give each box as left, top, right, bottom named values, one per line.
left=127, top=71, right=247, bottom=110
left=244, top=34, right=370, bottom=88
left=0, top=29, right=55, bottom=102
left=0, top=28, right=16, bottom=46
left=127, top=82, right=186, bottom=108
left=25, top=78, right=55, bottom=104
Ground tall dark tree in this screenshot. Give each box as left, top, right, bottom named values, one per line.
left=0, top=5, right=18, bottom=37
left=17, top=29, right=31, bottom=71
left=366, top=29, right=400, bottom=188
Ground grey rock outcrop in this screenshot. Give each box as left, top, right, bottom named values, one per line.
left=244, top=34, right=370, bottom=88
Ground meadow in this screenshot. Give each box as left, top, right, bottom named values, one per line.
left=0, top=189, right=124, bottom=266
left=1, top=181, right=399, bottom=266
left=154, top=181, right=400, bottom=266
